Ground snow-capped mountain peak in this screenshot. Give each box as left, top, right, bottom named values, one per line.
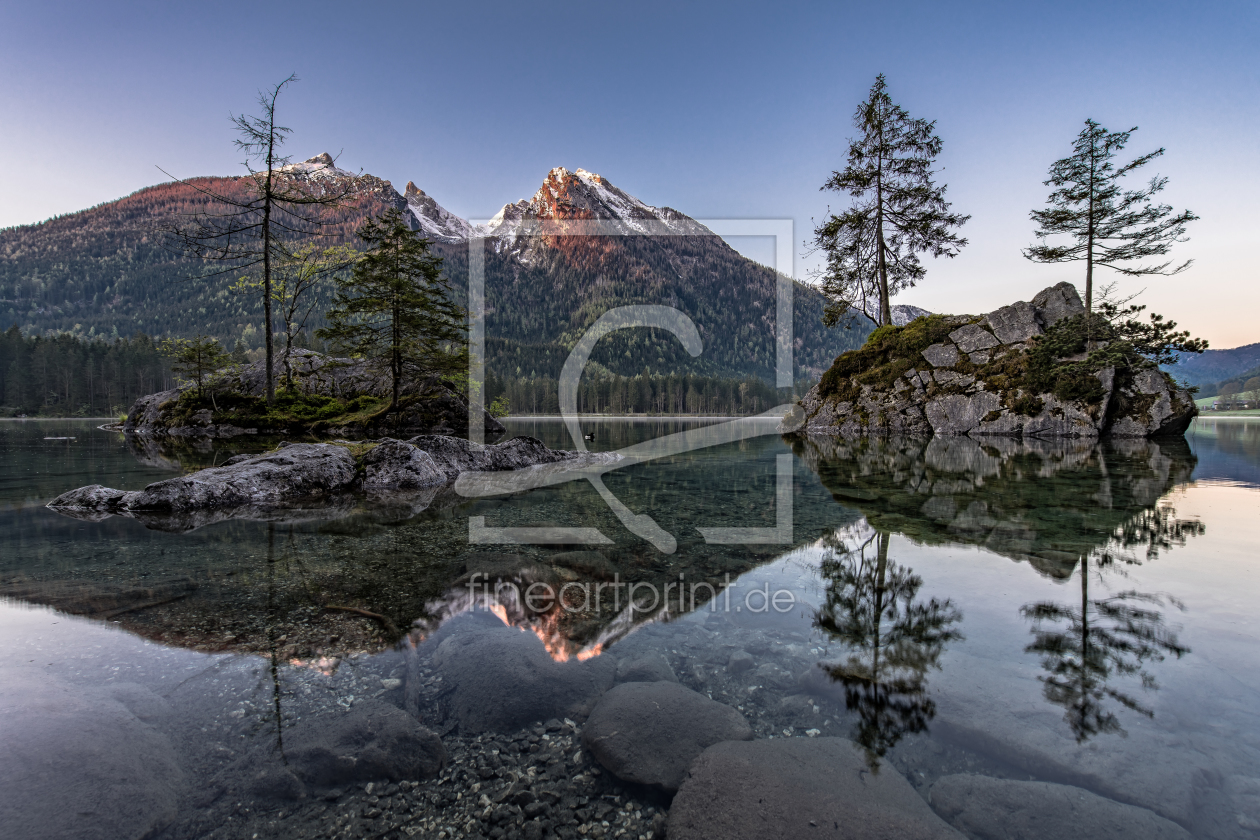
left=403, top=180, right=474, bottom=242
left=480, top=166, right=712, bottom=249
left=278, top=152, right=355, bottom=179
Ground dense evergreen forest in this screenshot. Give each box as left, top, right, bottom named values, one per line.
left=485, top=371, right=806, bottom=416
left=0, top=327, right=173, bottom=417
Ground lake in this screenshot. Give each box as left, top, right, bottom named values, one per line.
left=1, top=417, right=1258, bottom=840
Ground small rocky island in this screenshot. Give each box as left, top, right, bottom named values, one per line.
left=121, top=349, right=505, bottom=439
left=786, top=283, right=1197, bottom=438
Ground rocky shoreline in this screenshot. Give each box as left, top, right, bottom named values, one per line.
left=785, top=283, right=1198, bottom=439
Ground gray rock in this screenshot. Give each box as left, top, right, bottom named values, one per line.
left=45, top=484, right=134, bottom=511
left=581, top=682, right=752, bottom=792
left=668, top=737, right=964, bottom=840
left=616, top=653, right=679, bottom=683
left=0, top=676, right=184, bottom=840
left=362, top=439, right=446, bottom=489
left=948, top=323, right=1000, bottom=354
left=1031, top=281, right=1086, bottom=326
left=285, top=700, right=447, bottom=788
left=969, top=350, right=991, bottom=364
left=921, top=342, right=960, bottom=368
left=117, top=443, right=358, bottom=512
left=985, top=300, right=1043, bottom=344
left=409, top=434, right=587, bottom=480
left=925, top=392, right=1002, bottom=435
left=726, top=650, right=756, bottom=674
left=432, top=624, right=615, bottom=733
left=1108, top=368, right=1197, bottom=438
left=929, top=774, right=1192, bottom=840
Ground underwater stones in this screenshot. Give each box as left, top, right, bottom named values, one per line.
left=431, top=624, right=614, bottom=733
left=726, top=649, right=756, bottom=674
left=948, top=323, right=1000, bottom=355
left=984, top=300, right=1043, bottom=344
left=581, top=682, right=752, bottom=792
left=361, top=439, right=446, bottom=489
left=921, top=342, right=960, bottom=368
left=668, top=737, right=965, bottom=840
left=615, top=653, right=679, bottom=684
left=0, top=676, right=185, bottom=840
left=1031, top=281, right=1086, bottom=326
left=928, top=774, right=1193, bottom=840
left=284, top=700, right=447, bottom=788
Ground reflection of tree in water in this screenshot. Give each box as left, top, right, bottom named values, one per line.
left=1022, top=502, right=1201, bottom=742
left=813, top=527, right=963, bottom=768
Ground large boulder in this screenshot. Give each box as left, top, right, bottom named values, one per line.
left=788, top=283, right=1196, bottom=439
left=362, top=439, right=446, bottom=489
left=0, top=676, right=185, bottom=840
left=431, top=622, right=616, bottom=733
left=928, top=774, right=1193, bottom=840
left=581, top=681, right=752, bottom=792
left=668, top=737, right=965, bottom=840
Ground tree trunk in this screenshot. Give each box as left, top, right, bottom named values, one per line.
left=263, top=151, right=275, bottom=405
left=876, top=133, right=891, bottom=327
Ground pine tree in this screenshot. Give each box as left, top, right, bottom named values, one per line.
left=160, top=335, right=229, bottom=397
left=318, top=209, right=467, bottom=413
left=1024, top=120, right=1197, bottom=322
left=163, top=75, right=354, bottom=405
left=812, top=75, right=969, bottom=327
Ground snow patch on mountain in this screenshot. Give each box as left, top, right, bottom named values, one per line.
left=404, top=181, right=474, bottom=242
left=278, top=152, right=356, bottom=180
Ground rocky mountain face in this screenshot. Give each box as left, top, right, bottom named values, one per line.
left=0, top=158, right=866, bottom=382
left=784, top=283, right=1197, bottom=439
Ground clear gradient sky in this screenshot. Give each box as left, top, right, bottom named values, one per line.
left=2, top=1, right=1256, bottom=346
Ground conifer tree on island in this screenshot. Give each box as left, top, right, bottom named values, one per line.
left=812, top=74, right=969, bottom=328
left=318, top=208, right=467, bottom=416
left=163, top=75, right=354, bottom=406
left=1024, top=120, right=1198, bottom=322
left=160, top=336, right=229, bottom=399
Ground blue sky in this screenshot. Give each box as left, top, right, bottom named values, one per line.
left=2, top=0, right=1257, bottom=345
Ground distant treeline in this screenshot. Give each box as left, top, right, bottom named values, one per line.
left=0, top=327, right=173, bottom=417
left=486, top=372, right=808, bottom=416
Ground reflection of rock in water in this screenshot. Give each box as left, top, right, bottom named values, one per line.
left=791, top=434, right=1197, bottom=579
left=813, top=523, right=962, bottom=768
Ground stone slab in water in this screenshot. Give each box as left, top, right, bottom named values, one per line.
left=668, top=737, right=965, bottom=840
left=929, top=774, right=1193, bottom=840
left=581, top=681, right=752, bottom=792
left=285, top=700, right=448, bottom=788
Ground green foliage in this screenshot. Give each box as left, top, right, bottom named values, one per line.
left=1025, top=119, right=1197, bottom=313
left=813, top=75, right=969, bottom=327
left=166, top=388, right=388, bottom=432
left=819, top=315, right=955, bottom=399
left=488, top=394, right=510, bottom=418
left=160, top=335, right=230, bottom=396
left=319, top=209, right=467, bottom=411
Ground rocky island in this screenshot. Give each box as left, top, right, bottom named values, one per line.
left=785, top=283, right=1197, bottom=438
left=120, top=349, right=505, bottom=439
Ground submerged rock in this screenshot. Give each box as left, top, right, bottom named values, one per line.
left=668, top=737, right=964, bottom=840
left=789, top=283, right=1197, bottom=439
left=284, top=700, right=447, bottom=788
left=431, top=622, right=616, bottom=733
left=928, top=774, right=1193, bottom=840
left=581, top=681, right=752, bottom=792
left=0, top=676, right=185, bottom=840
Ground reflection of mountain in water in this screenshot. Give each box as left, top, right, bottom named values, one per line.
left=790, top=435, right=1197, bottom=579
left=813, top=523, right=962, bottom=769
